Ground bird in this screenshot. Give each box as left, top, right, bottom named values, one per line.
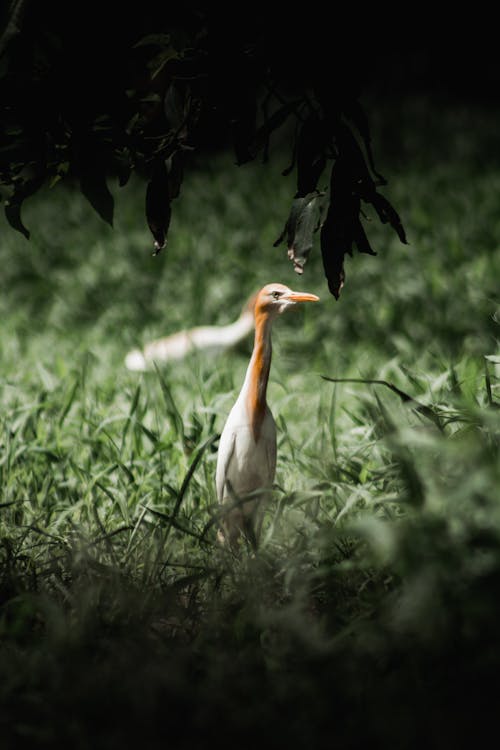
left=125, top=292, right=257, bottom=371
left=216, top=282, right=319, bottom=549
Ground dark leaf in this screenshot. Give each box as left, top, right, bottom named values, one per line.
left=115, top=149, right=132, bottom=187
left=252, top=101, right=298, bottom=158
left=0, top=0, right=27, bottom=57
left=320, top=204, right=346, bottom=299
left=343, top=100, right=387, bottom=185
left=275, top=193, right=322, bottom=274
left=164, top=82, right=186, bottom=132
left=336, top=121, right=407, bottom=244
left=80, top=171, right=114, bottom=226
left=3, top=174, right=45, bottom=239
left=296, top=114, right=328, bottom=197
left=133, top=33, right=172, bottom=49
left=353, top=219, right=376, bottom=256
left=335, top=121, right=373, bottom=186
left=368, top=192, right=408, bottom=244
left=147, top=47, right=179, bottom=80
left=146, top=160, right=171, bottom=254
left=164, top=81, right=200, bottom=145
left=165, top=150, right=185, bottom=200
left=4, top=200, right=29, bottom=239
left=319, top=157, right=361, bottom=298
left=317, top=120, right=407, bottom=297
left=280, top=119, right=300, bottom=177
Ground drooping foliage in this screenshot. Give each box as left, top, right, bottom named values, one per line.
left=0, top=3, right=407, bottom=297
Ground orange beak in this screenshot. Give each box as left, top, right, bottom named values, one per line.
left=284, top=290, right=320, bottom=303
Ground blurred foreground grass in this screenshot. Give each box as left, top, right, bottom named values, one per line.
left=0, top=98, right=499, bottom=748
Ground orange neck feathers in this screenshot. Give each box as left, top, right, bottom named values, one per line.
left=246, top=306, right=273, bottom=441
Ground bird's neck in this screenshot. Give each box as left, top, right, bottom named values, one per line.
left=244, top=310, right=273, bottom=441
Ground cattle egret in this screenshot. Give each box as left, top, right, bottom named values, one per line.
left=216, top=283, right=319, bottom=549
left=125, top=293, right=257, bottom=371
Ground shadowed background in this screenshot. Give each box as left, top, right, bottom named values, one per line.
left=1, top=7, right=500, bottom=750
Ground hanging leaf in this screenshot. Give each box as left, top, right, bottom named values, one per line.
left=368, top=191, right=408, bottom=244
left=3, top=174, right=45, bottom=239
left=146, top=160, right=171, bottom=254
left=165, top=150, right=185, bottom=200
left=281, top=121, right=299, bottom=176
left=115, top=148, right=133, bottom=188
left=320, top=207, right=346, bottom=300
left=164, top=82, right=187, bottom=132
left=147, top=47, right=179, bottom=80
left=353, top=218, right=376, bottom=256
left=274, top=193, right=322, bottom=274
left=80, top=170, right=114, bottom=226
left=252, top=100, right=299, bottom=159
left=335, top=120, right=373, bottom=187
left=315, top=117, right=408, bottom=297
left=0, top=0, right=27, bottom=57
left=163, top=81, right=201, bottom=149
left=335, top=120, right=407, bottom=243
left=319, top=158, right=359, bottom=299
left=343, top=99, right=387, bottom=185
left=134, top=33, right=172, bottom=49
left=4, top=199, right=30, bottom=239
left=296, top=114, right=328, bottom=197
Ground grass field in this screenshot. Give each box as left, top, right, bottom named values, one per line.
left=1, top=97, right=500, bottom=748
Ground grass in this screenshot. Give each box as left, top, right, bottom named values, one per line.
left=1, top=96, right=500, bottom=748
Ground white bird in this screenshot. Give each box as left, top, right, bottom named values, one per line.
left=216, top=282, right=319, bottom=549
left=125, top=292, right=257, bottom=371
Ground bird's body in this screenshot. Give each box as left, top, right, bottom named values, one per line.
left=216, top=283, right=319, bottom=548
left=125, top=293, right=256, bottom=371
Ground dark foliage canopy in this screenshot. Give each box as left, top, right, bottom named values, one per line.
left=1, top=2, right=412, bottom=297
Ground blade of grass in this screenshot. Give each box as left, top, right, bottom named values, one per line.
left=154, top=364, right=185, bottom=446
left=140, top=505, right=208, bottom=544
left=120, top=383, right=142, bottom=454
left=484, top=359, right=499, bottom=408
left=321, top=375, right=443, bottom=430
left=58, top=377, right=80, bottom=426
left=164, top=433, right=218, bottom=543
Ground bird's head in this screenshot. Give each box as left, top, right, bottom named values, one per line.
left=256, top=283, right=320, bottom=317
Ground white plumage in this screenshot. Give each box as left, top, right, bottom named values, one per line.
left=216, top=283, right=319, bottom=548
left=125, top=293, right=256, bottom=371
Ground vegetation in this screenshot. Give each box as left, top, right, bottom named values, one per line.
left=0, top=4, right=407, bottom=299
left=1, top=98, right=500, bottom=748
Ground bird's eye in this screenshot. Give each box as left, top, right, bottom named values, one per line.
left=271, top=291, right=281, bottom=300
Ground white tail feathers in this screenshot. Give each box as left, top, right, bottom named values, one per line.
left=125, top=292, right=257, bottom=371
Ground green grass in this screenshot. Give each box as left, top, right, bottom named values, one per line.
left=1, top=97, right=500, bottom=749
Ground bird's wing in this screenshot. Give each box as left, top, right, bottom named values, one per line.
left=215, top=429, right=236, bottom=502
